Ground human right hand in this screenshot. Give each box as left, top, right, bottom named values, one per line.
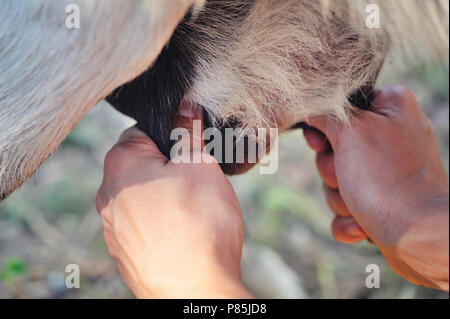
left=304, top=86, right=449, bottom=291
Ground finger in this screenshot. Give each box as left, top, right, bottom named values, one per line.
left=175, top=100, right=205, bottom=152
left=323, top=186, right=351, bottom=217
left=316, top=152, right=338, bottom=189
left=116, top=126, right=167, bottom=160
left=332, top=217, right=368, bottom=244
left=303, top=127, right=330, bottom=153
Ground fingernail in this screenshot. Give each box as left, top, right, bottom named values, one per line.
left=179, top=100, right=202, bottom=119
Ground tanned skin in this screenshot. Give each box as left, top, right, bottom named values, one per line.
left=96, top=86, right=448, bottom=297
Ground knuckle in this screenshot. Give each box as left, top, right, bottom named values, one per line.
left=375, top=86, right=420, bottom=119
left=377, top=86, right=412, bottom=106
left=388, top=85, right=415, bottom=102
left=104, top=145, right=135, bottom=175
left=104, top=147, right=123, bottom=172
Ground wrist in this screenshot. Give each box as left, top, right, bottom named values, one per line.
left=136, top=259, right=253, bottom=299
left=398, top=192, right=449, bottom=291
left=139, top=273, right=253, bottom=299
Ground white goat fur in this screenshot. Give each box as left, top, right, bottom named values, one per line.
left=0, top=0, right=448, bottom=199
left=188, top=0, right=448, bottom=129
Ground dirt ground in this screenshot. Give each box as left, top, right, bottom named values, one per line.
left=0, top=60, right=448, bottom=299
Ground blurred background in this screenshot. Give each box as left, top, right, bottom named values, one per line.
left=0, top=58, right=448, bottom=299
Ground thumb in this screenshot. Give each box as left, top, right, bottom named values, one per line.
left=175, top=101, right=206, bottom=153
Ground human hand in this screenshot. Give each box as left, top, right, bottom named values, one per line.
left=96, top=103, right=252, bottom=298
left=304, top=86, right=449, bottom=291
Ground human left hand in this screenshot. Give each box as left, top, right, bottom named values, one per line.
left=96, top=104, right=252, bottom=298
